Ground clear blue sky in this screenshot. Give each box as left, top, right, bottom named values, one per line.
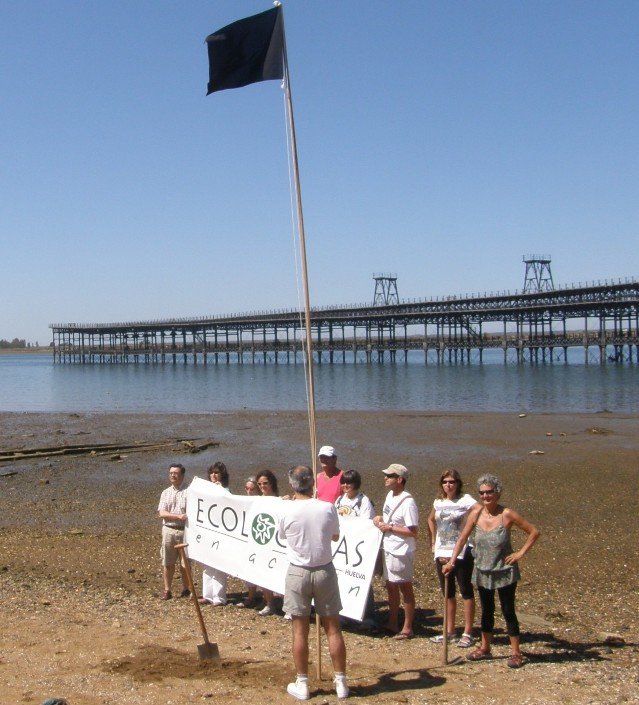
left=2, top=1, right=637, bottom=344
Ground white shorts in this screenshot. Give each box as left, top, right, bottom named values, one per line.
left=383, top=551, right=415, bottom=583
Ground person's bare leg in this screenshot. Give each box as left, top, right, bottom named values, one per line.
left=399, top=582, right=415, bottom=635
left=446, top=596, right=457, bottom=636
left=509, top=634, right=521, bottom=657
left=385, top=581, right=400, bottom=632
left=291, top=616, right=310, bottom=675
left=321, top=616, right=346, bottom=673
left=163, top=564, right=175, bottom=592
left=463, top=597, right=475, bottom=636
left=479, top=631, right=492, bottom=653
left=178, top=559, right=189, bottom=591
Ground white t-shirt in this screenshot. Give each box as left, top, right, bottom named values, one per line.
left=382, top=490, right=419, bottom=556
left=335, top=491, right=375, bottom=519
left=433, top=493, right=476, bottom=559
left=278, top=497, right=340, bottom=567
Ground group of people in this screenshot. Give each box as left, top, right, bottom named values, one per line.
left=157, top=446, right=540, bottom=700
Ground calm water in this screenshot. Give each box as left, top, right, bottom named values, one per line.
left=0, top=353, right=636, bottom=413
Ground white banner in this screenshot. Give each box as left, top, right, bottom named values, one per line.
left=184, top=477, right=381, bottom=621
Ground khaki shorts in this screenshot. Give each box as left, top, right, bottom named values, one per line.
left=383, top=551, right=415, bottom=583
left=283, top=563, right=342, bottom=617
left=160, top=525, right=185, bottom=567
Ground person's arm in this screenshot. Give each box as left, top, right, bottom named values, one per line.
left=386, top=523, right=418, bottom=539
left=503, top=508, right=540, bottom=564
left=427, top=508, right=437, bottom=553
left=158, top=510, right=187, bottom=521
left=330, top=505, right=341, bottom=542
left=442, top=505, right=480, bottom=574
left=157, top=493, right=187, bottom=523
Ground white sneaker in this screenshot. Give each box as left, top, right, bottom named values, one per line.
left=258, top=605, right=274, bottom=616
left=287, top=678, right=309, bottom=700
left=283, top=612, right=293, bottom=621
left=334, top=675, right=349, bottom=699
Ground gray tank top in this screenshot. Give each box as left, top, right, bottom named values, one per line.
left=472, top=517, right=520, bottom=589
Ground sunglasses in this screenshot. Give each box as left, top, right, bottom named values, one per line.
left=442, top=479, right=458, bottom=485
left=384, top=473, right=400, bottom=479
left=479, top=489, right=495, bottom=496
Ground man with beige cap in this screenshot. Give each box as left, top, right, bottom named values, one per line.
left=373, top=463, right=419, bottom=639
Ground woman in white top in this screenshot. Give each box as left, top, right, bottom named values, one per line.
left=335, top=469, right=375, bottom=519
left=199, top=462, right=230, bottom=606
left=427, top=469, right=479, bottom=647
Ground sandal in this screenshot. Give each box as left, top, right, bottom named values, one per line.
left=507, top=654, right=524, bottom=669
left=457, top=633, right=475, bottom=648
left=467, top=648, right=493, bottom=661
left=430, top=633, right=455, bottom=644
left=393, top=631, right=414, bottom=640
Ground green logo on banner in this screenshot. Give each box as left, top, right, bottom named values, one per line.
left=252, top=513, right=277, bottom=545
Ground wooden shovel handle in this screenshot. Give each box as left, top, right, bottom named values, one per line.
left=442, top=571, right=449, bottom=665
left=175, top=543, right=210, bottom=644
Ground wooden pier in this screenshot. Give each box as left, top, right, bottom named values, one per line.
left=51, top=278, right=639, bottom=365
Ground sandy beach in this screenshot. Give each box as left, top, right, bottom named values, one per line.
left=1, top=410, right=637, bottom=705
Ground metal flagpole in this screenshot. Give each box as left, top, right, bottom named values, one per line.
left=280, top=5, right=322, bottom=680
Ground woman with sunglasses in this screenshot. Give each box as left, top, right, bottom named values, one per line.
left=235, top=476, right=261, bottom=608
left=443, top=473, right=540, bottom=668
left=427, top=469, right=479, bottom=648
left=335, top=469, right=375, bottom=519
left=254, top=470, right=282, bottom=616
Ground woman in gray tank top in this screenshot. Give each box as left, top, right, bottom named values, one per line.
left=443, top=474, right=540, bottom=668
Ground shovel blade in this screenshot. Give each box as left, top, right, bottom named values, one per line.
left=197, top=641, right=220, bottom=661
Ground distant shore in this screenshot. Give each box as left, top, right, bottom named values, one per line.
left=0, top=346, right=50, bottom=354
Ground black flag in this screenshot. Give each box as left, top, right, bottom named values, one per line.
left=206, top=6, right=285, bottom=95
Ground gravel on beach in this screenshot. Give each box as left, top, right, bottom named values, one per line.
left=1, top=410, right=637, bottom=705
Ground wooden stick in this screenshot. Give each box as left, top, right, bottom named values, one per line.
left=281, top=9, right=321, bottom=681
left=442, top=571, right=449, bottom=665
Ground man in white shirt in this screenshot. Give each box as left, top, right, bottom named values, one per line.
left=157, top=463, right=189, bottom=600
left=278, top=465, right=349, bottom=700
left=373, top=463, right=419, bottom=640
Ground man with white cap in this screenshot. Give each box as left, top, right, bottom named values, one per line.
left=373, top=464, right=419, bottom=639
left=316, top=445, right=344, bottom=503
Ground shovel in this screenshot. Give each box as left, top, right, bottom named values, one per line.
left=175, top=543, right=220, bottom=661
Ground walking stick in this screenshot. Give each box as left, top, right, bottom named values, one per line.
left=175, top=544, right=220, bottom=661
left=442, top=570, right=449, bottom=665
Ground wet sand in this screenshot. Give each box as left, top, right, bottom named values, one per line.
left=1, top=410, right=637, bottom=704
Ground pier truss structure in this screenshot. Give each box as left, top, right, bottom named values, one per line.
left=51, top=278, right=638, bottom=366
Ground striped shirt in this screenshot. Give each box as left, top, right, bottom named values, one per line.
left=158, top=483, right=187, bottom=527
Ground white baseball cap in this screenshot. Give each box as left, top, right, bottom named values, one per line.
left=318, top=445, right=336, bottom=457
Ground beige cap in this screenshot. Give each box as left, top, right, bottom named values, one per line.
left=382, top=463, right=409, bottom=478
